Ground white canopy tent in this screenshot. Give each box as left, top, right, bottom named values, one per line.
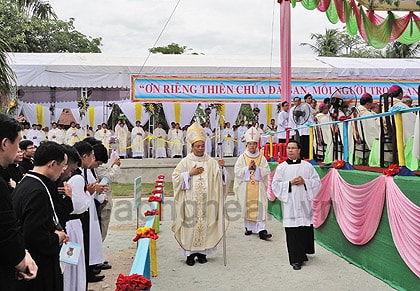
left=7, top=53, right=420, bottom=128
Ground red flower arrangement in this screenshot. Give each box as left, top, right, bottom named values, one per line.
left=144, top=209, right=160, bottom=216
left=115, top=273, right=152, bottom=291
left=148, top=195, right=163, bottom=203
left=151, top=189, right=163, bottom=194
left=383, top=164, right=400, bottom=176
left=133, top=227, right=159, bottom=242
left=333, top=160, right=345, bottom=169
left=157, top=174, right=165, bottom=179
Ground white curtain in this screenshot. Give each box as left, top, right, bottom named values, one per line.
left=225, top=103, right=241, bottom=126
left=120, top=102, right=149, bottom=127
left=257, top=103, right=278, bottom=127
left=20, top=103, right=51, bottom=127
left=162, top=103, right=198, bottom=126
left=20, top=103, right=37, bottom=125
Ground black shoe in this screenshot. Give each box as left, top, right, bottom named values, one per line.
left=97, top=262, right=112, bottom=270
left=292, top=263, right=301, bottom=270
left=186, top=254, right=196, bottom=266
left=259, top=230, right=272, bottom=240
left=196, top=254, right=207, bottom=264
left=87, top=274, right=105, bottom=282
left=244, top=228, right=252, bottom=236
left=90, top=268, right=101, bottom=275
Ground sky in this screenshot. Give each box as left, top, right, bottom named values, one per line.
left=51, top=0, right=341, bottom=58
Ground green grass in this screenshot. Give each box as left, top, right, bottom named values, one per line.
left=111, top=182, right=174, bottom=197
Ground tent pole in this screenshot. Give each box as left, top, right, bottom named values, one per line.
left=50, top=87, right=56, bottom=124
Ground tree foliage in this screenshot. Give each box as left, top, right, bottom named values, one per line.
left=300, top=29, right=343, bottom=57
left=0, top=37, right=16, bottom=104
left=17, top=0, right=56, bottom=19
left=300, top=27, right=420, bottom=58
left=149, top=43, right=188, bottom=54
left=0, top=2, right=102, bottom=53
left=384, top=42, right=420, bottom=58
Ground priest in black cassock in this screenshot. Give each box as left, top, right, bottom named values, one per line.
left=0, top=113, right=38, bottom=290
left=13, top=141, right=69, bottom=291
left=271, top=140, right=321, bottom=270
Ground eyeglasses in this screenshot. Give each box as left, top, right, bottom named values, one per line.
left=55, top=161, right=68, bottom=170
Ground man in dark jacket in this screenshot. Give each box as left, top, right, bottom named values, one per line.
left=19, top=140, right=35, bottom=173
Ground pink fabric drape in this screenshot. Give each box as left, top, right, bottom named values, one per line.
left=268, top=167, right=420, bottom=277
left=333, top=0, right=346, bottom=23
left=267, top=170, right=277, bottom=202
left=312, top=169, right=386, bottom=244
left=385, top=177, right=420, bottom=278
left=317, top=0, right=331, bottom=13
left=279, top=0, right=291, bottom=105
left=309, top=169, right=420, bottom=277
left=312, top=170, right=332, bottom=228
left=329, top=169, right=386, bottom=245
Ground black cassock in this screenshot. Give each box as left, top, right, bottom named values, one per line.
left=0, top=168, right=26, bottom=290
left=12, top=171, right=63, bottom=291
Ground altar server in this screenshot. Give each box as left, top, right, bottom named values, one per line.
left=271, top=140, right=321, bottom=270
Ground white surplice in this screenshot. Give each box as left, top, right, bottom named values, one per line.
left=64, top=172, right=91, bottom=291
left=271, top=160, right=321, bottom=227
left=85, top=169, right=105, bottom=266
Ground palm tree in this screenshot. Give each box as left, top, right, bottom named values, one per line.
left=0, top=0, right=55, bottom=107
left=300, top=28, right=343, bottom=57
left=385, top=41, right=420, bottom=58
left=0, top=37, right=16, bottom=106
left=17, top=0, right=56, bottom=19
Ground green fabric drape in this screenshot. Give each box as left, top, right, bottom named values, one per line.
left=398, top=16, right=420, bottom=44
left=361, top=8, right=392, bottom=48
left=295, top=0, right=420, bottom=47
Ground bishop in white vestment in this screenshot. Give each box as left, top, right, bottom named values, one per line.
left=172, top=122, right=228, bottom=266
left=233, top=127, right=272, bottom=240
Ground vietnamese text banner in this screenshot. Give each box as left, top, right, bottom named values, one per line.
left=131, top=76, right=420, bottom=103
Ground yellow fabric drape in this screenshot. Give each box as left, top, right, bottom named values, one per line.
left=395, top=112, right=406, bottom=166
left=220, top=104, right=225, bottom=125
left=88, top=107, right=95, bottom=128
left=135, top=103, right=142, bottom=122
left=266, top=104, right=273, bottom=125
left=174, top=103, right=181, bottom=124
left=36, top=104, right=44, bottom=127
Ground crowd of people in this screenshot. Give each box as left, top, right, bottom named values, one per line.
left=277, top=86, right=418, bottom=165
left=0, top=113, right=121, bottom=291
left=17, top=116, right=276, bottom=160
left=15, top=85, right=418, bottom=166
